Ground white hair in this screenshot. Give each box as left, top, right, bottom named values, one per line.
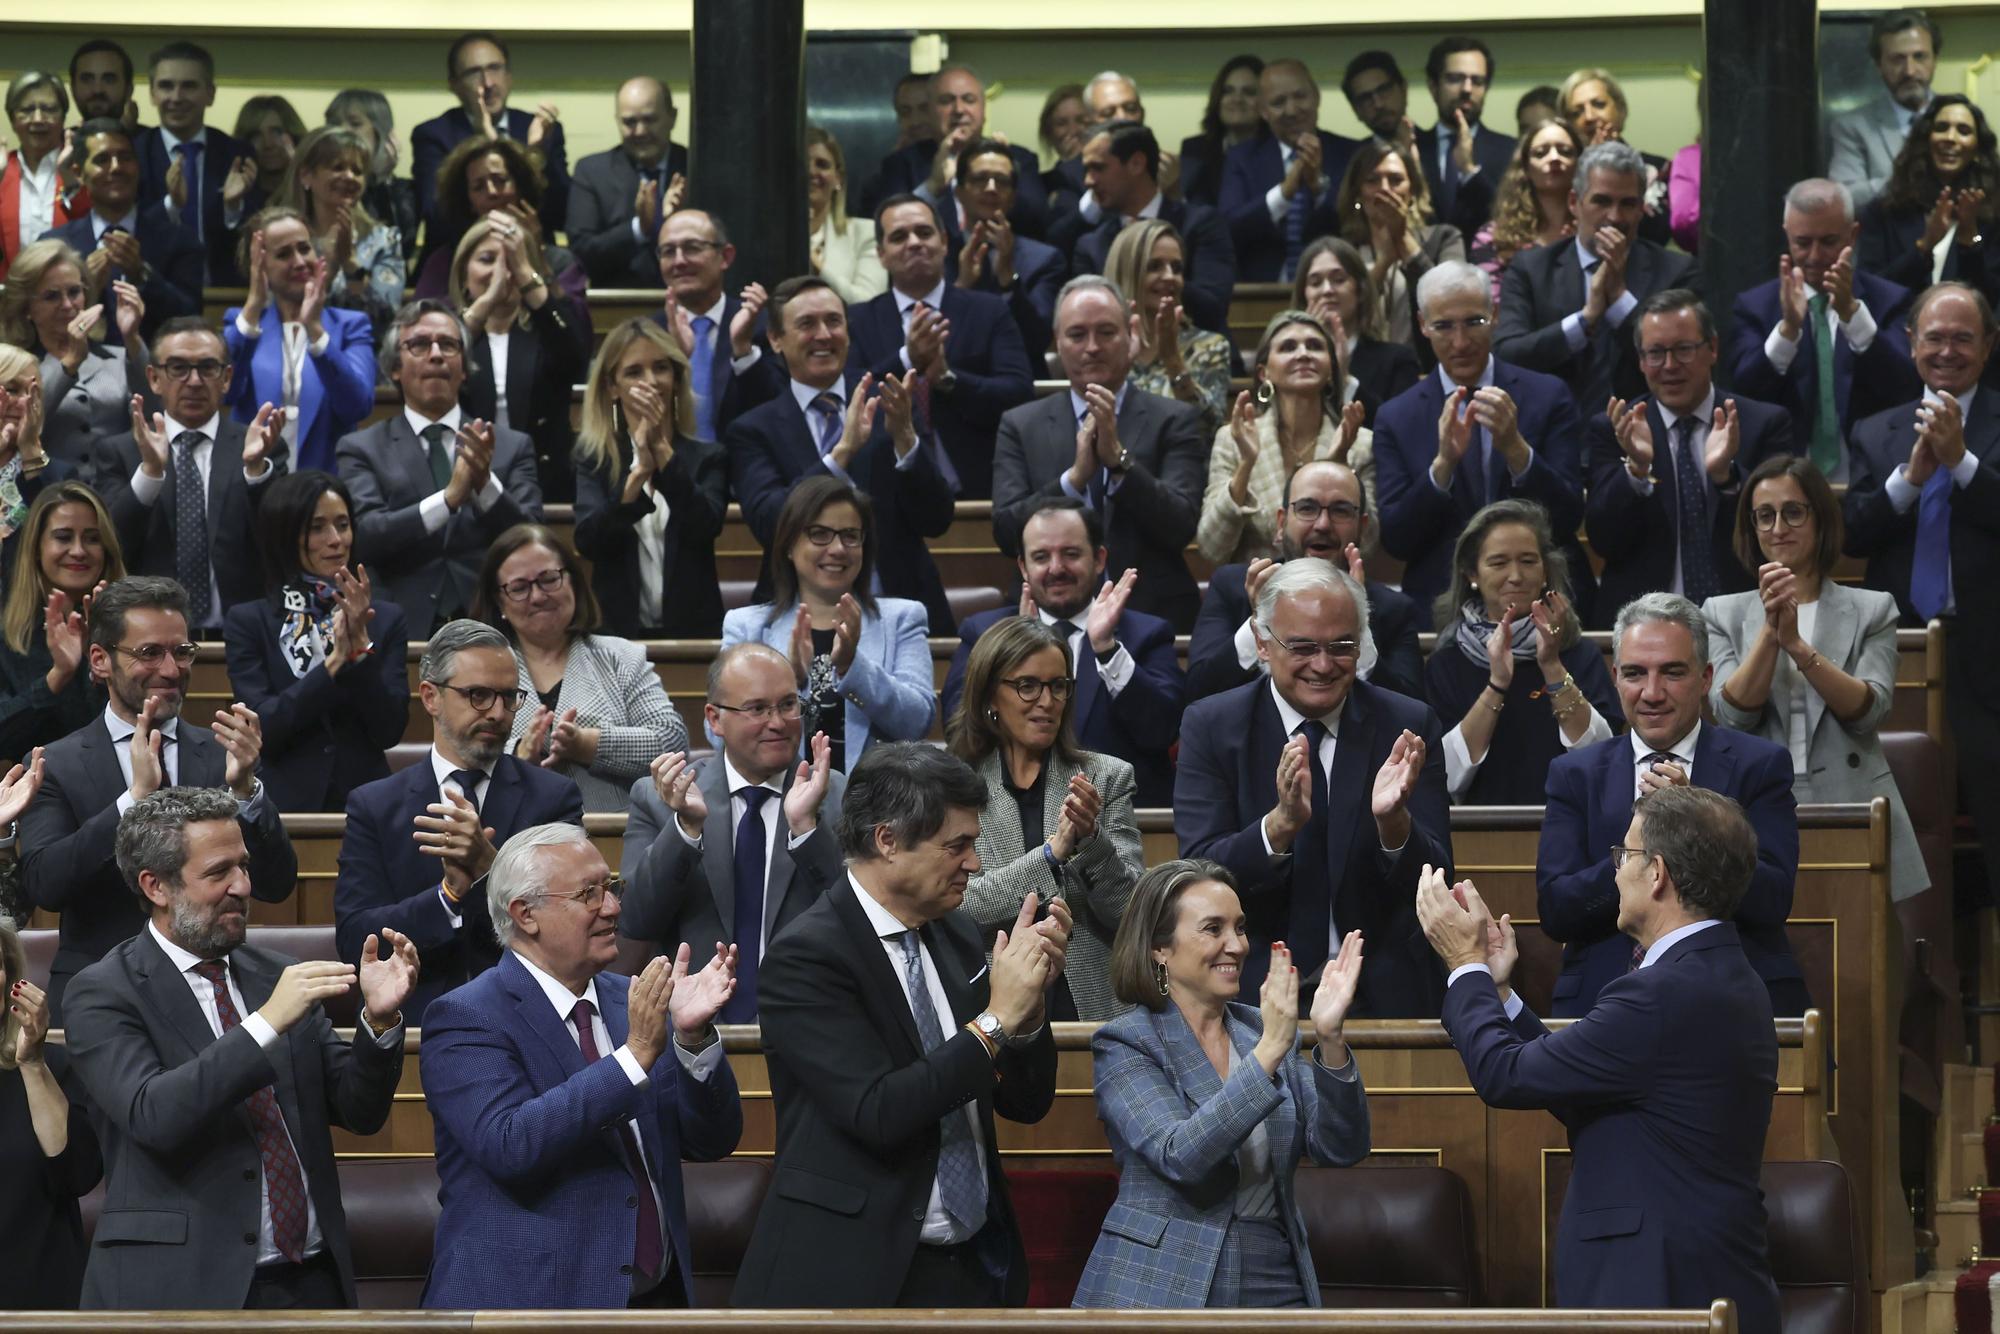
left=1086, top=70, right=1140, bottom=102
left=1253, top=557, right=1375, bottom=662
left=1611, top=592, right=1709, bottom=671
left=1416, top=260, right=1493, bottom=317
left=487, top=823, right=593, bottom=947
left=1783, top=177, right=1855, bottom=225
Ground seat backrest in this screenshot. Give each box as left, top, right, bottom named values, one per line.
left=340, top=1156, right=443, bottom=1309
left=1762, top=1159, right=1864, bottom=1334
left=249, top=925, right=358, bottom=1026
left=1881, top=730, right=1950, bottom=892
left=946, top=586, right=1005, bottom=622
left=1004, top=1167, right=1121, bottom=1308
left=1295, top=1165, right=1477, bottom=1307
left=683, top=1157, right=772, bottom=1307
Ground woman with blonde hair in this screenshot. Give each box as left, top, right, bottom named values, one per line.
left=275, top=125, right=404, bottom=318
left=571, top=318, right=728, bottom=637
left=1335, top=140, right=1465, bottom=352
left=1105, top=219, right=1234, bottom=436
left=0, top=481, right=121, bottom=762
left=1559, top=68, right=1671, bottom=245
left=807, top=126, right=887, bottom=304
left=233, top=94, right=306, bottom=200
left=0, top=343, right=79, bottom=581
left=0, top=238, right=148, bottom=478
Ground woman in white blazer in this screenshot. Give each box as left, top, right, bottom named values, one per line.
left=721, top=476, right=935, bottom=768
left=1703, top=455, right=1929, bottom=900
left=807, top=127, right=888, bottom=305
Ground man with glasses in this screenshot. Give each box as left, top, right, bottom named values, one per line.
left=652, top=209, right=775, bottom=440
left=133, top=42, right=259, bottom=285
left=41, top=117, right=203, bottom=340
left=334, top=619, right=583, bottom=1025
left=621, top=642, right=845, bottom=1022
left=1415, top=36, right=1514, bottom=235
left=1585, top=290, right=1794, bottom=626
left=422, top=822, right=740, bottom=1309
left=94, top=318, right=284, bottom=635
left=411, top=31, right=569, bottom=235
left=337, top=298, right=542, bottom=634
left=1174, top=557, right=1449, bottom=1015
left=1342, top=50, right=1412, bottom=151
left=23, top=575, right=297, bottom=1025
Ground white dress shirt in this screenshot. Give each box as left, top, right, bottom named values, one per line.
left=1561, top=236, right=1639, bottom=351
left=894, top=279, right=949, bottom=373
left=1429, top=359, right=1534, bottom=495
left=128, top=410, right=274, bottom=626
left=14, top=148, right=61, bottom=242
left=1883, top=385, right=1984, bottom=614
left=1037, top=605, right=1133, bottom=696
left=1262, top=137, right=1330, bottom=224
left=104, top=701, right=268, bottom=819
left=1631, top=720, right=1700, bottom=797
left=673, top=754, right=812, bottom=962
left=689, top=290, right=766, bottom=380
left=409, top=404, right=504, bottom=533
left=1638, top=916, right=1724, bottom=967
left=1621, top=385, right=1730, bottom=597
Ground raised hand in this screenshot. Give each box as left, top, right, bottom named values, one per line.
left=1244, top=556, right=1280, bottom=609
left=1756, top=561, right=1799, bottom=644
left=112, top=281, right=146, bottom=347
left=832, top=372, right=880, bottom=470
left=1414, top=862, right=1489, bottom=968
left=414, top=787, right=499, bottom=880
left=298, top=257, right=329, bottom=336
left=1370, top=728, right=1426, bottom=825
left=829, top=594, right=863, bottom=675
left=731, top=282, right=769, bottom=358
left=625, top=955, right=673, bottom=1069
left=666, top=940, right=738, bottom=1039
left=1265, top=732, right=1314, bottom=848
left=256, top=960, right=357, bottom=1035
left=1776, top=253, right=1810, bottom=335
left=43, top=592, right=86, bottom=691
left=1050, top=772, right=1103, bottom=860
left=650, top=750, right=708, bottom=837
left=877, top=369, right=918, bottom=453
left=1531, top=591, right=1571, bottom=676
left=783, top=731, right=832, bottom=835
left=1822, top=245, right=1858, bottom=323
left=988, top=893, right=1055, bottom=1032
left=356, top=928, right=420, bottom=1025
left=635, top=176, right=660, bottom=237
left=1485, top=606, right=1518, bottom=689
left=1922, top=188, right=1957, bottom=251
left=8, top=978, right=50, bottom=1066
left=514, top=704, right=554, bottom=762
left=1083, top=383, right=1124, bottom=468
left=222, top=155, right=256, bottom=207
left=1609, top=395, right=1653, bottom=476
left=542, top=706, right=595, bottom=768
left=1958, top=187, right=1988, bottom=238
left=243, top=230, right=271, bottom=320
left=165, top=155, right=188, bottom=211
left=1086, top=568, right=1136, bottom=656
left=211, top=703, right=264, bottom=797
left=1917, top=390, right=1968, bottom=469
left=1253, top=940, right=1301, bottom=1073
left=527, top=102, right=561, bottom=149
left=1310, top=930, right=1365, bottom=1057
left=1342, top=541, right=1368, bottom=585
left=128, top=695, right=165, bottom=799
left=1703, top=399, right=1741, bottom=483
left=1434, top=386, right=1475, bottom=482
left=242, top=401, right=284, bottom=475
left=0, top=748, right=45, bottom=831
left=1333, top=397, right=1365, bottom=464
left=660, top=289, right=696, bottom=356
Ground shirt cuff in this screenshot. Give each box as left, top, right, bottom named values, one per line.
left=892, top=434, right=921, bottom=469
left=1508, top=445, right=1535, bottom=483
left=1264, top=182, right=1289, bottom=225
left=1762, top=322, right=1800, bottom=373
left=1444, top=961, right=1526, bottom=1019
left=822, top=454, right=856, bottom=486
left=1233, top=618, right=1260, bottom=670
left=1624, top=466, right=1656, bottom=495
left=245, top=461, right=274, bottom=485
left=116, top=789, right=137, bottom=816
left=785, top=825, right=814, bottom=850
left=898, top=344, right=914, bottom=373
left=613, top=1044, right=650, bottom=1085
left=222, top=201, right=245, bottom=229
left=675, top=816, right=703, bottom=848
left=1311, top=1041, right=1358, bottom=1079
left=242, top=1012, right=280, bottom=1050
left=420, top=490, right=452, bottom=533
left=307, top=328, right=330, bottom=357
left=1561, top=310, right=1589, bottom=353
left=630, top=216, right=644, bottom=242
left=131, top=467, right=165, bottom=506
left=471, top=472, right=503, bottom=513
left=235, top=311, right=259, bottom=339
left=673, top=1031, right=725, bottom=1081
left=1886, top=465, right=1921, bottom=513
left=357, top=1010, right=403, bottom=1046
left=1095, top=643, right=1134, bottom=695
left=1604, top=288, right=1639, bottom=329
left=730, top=345, right=761, bottom=375
left=1951, top=448, right=1982, bottom=488
left=1442, top=722, right=1480, bottom=799
left=1843, top=300, right=1878, bottom=352
left=238, top=780, right=267, bottom=819
left=1060, top=471, right=1089, bottom=503
left=438, top=886, right=464, bottom=928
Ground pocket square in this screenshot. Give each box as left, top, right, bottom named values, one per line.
left=968, top=965, right=988, bottom=984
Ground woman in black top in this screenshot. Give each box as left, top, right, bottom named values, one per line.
left=1179, top=54, right=1265, bottom=208
left=1858, top=95, right=2000, bottom=301
left=1425, top=499, right=1621, bottom=804
left=325, top=88, right=420, bottom=264
left=1290, top=235, right=1422, bottom=427
left=0, top=481, right=122, bottom=764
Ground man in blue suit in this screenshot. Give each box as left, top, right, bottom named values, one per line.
left=421, top=823, right=741, bottom=1309
left=1375, top=260, right=1587, bottom=627
left=650, top=209, right=781, bottom=441
left=46, top=119, right=203, bottom=341
left=1727, top=177, right=1921, bottom=481
left=1415, top=37, right=1515, bottom=236
left=1219, top=60, right=1358, bottom=282
left=410, top=31, right=569, bottom=235
left=1538, top=593, right=1808, bottom=1018
left=943, top=498, right=1186, bottom=806
left=334, top=621, right=584, bottom=1025
left=947, top=142, right=1066, bottom=366
left=134, top=42, right=258, bottom=284
left=1176, top=559, right=1449, bottom=1015
left=862, top=65, right=1050, bottom=239
left=1418, top=786, right=1780, bottom=1330
left=1068, top=122, right=1236, bottom=335
left=726, top=275, right=957, bottom=635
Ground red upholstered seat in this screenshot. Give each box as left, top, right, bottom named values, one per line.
left=1004, top=1167, right=1120, bottom=1308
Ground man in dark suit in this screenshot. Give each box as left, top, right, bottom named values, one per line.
left=1727, top=177, right=1921, bottom=480
left=993, top=276, right=1207, bottom=631
left=620, top=643, right=847, bottom=1020
left=69, top=38, right=144, bottom=128
left=1175, top=559, right=1449, bottom=1014
left=1418, top=787, right=1780, bottom=1329
left=567, top=77, right=688, bottom=288
left=1495, top=140, right=1699, bottom=412
left=22, top=576, right=298, bottom=1025
left=93, top=319, right=283, bottom=635
left=861, top=65, right=1050, bottom=239
left=1538, top=593, right=1807, bottom=1018
left=1585, top=291, right=1796, bottom=625
left=1218, top=59, right=1359, bottom=282
left=1416, top=36, right=1515, bottom=236
left=410, top=31, right=569, bottom=235
left=336, top=299, right=542, bottom=634
left=733, top=742, right=1066, bottom=1307
left=1188, top=459, right=1423, bottom=702
left=650, top=209, right=775, bottom=441
left=1068, top=122, right=1236, bottom=335
left=848, top=194, right=1033, bottom=500
left=1844, top=280, right=2000, bottom=915
left=134, top=43, right=256, bottom=285
left=726, top=275, right=957, bottom=634
left=943, top=498, right=1186, bottom=806
left=46, top=118, right=203, bottom=339
left=1375, top=259, right=1587, bottom=626
left=420, top=824, right=741, bottom=1309
left=333, top=621, right=584, bottom=1025
left=948, top=142, right=1065, bottom=367
left=64, top=787, right=416, bottom=1310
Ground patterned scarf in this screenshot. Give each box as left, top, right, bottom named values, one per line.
left=276, top=576, right=339, bottom=679
left=1452, top=598, right=1540, bottom=669
left=0, top=457, right=25, bottom=541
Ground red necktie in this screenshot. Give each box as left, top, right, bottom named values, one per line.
left=193, top=960, right=308, bottom=1262
left=569, top=998, right=667, bottom=1283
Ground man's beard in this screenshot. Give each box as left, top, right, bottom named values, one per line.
left=113, top=671, right=182, bottom=722
left=442, top=718, right=504, bottom=769
left=169, top=892, right=245, bottom=958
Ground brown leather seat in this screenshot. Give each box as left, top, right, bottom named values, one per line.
left=1882, top=729, right=1962, bottom=1106
left=1762, top=1159, right=1864, bottom=1334
left=248, top=925, right=358, bottom=1027
left=684, top=1157, right=771, bottom=1307
left=342, top=1156, right=443, bottom=1308
left=1295, top=1165, right=1477, bottom=1306
left=385, top=741, right=431, bottom=773
left=946, top=586, right=1005, bottom=622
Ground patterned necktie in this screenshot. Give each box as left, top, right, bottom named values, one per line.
left=173, top=432, right=212, bottom=624
left=191, top=959, right=308, bottom=1262
left=906, top=301, right=936, bottom=433
left=689, top=315, right=716, bottom=441
left=422, top=422, right=453, bottom=491
left=1910, top=465, right=1954, bottom=619
left=1078, top=409, right=1107, bottom=512
left=1281, top=169, right=1311, bottom=282
left=175, top=140, right=205, bottom=238
left=568, top=998, right=667, bottom=1282
left=722, top=787, right=772, bottom=1024
left=1670, top=417, right=1719, bottom=604
left=897, top=929, right=988, bottom=1234
left=446, top=768, right=485, bottom=815
left=1638, top=749, right=1683, bottom=798
left=1806, top=292, right=1842, bottom=475
left=810, top=392, right=844, bottom=457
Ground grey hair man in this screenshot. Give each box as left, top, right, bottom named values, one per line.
left=1827, top=9, right=1943, bottom=209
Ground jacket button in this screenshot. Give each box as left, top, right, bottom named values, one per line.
left=243, top=1169, right=256, bottom=1182
left=1848, top=753, right=1861, bottom=768
left=626, top=1195, right=638, bottom=1208
left=244, top=1232, right=257, bottom=1245
left=619, top=1264, right=633, bottom=1276
left=911, top=1207, right=924, bottom=1222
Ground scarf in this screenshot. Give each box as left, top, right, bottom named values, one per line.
left=0, top=457, right=24, bottom=540
left=277, top=575, right=340, bottom=679
left=1452, top=598, right=1539, bottom=670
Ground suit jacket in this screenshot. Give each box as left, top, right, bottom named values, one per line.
left=1441, top=924, right=1779, bottom=1327
left=846, top=285, right=1034, bottom=500
left=502, top=634, right=686, bottom=814
left=135, top=125, right=260, bottom=284
left=1186, top=563, right=1424, bottom=704
left=724, top=372, right=956, bottom=634
left=1373, top=361, right=1586, bottom=625
left=1350, top=336, right=1423, bottom=428
left=336, top=413, right=543, bottom=634
left=1727, top=271, right=1919, bottom=457
left=223, top=303, right=378, bottom=476
left=1174, top=677, right=1450, bottom=1012
left=1582, top=391, right=1795, bottom=625
left=572, top=432, right=728, bottom=638
left=461, top=297, right=592, bottom=500
left=865, top=139, right=1050, bottom=239
left=41, top=206, right=202, bottom=339
left=1073, top=1002, right=1369, bottom=1308
left=647, top=291, right=775, bottom=442
left=332, top=754, right=584, bottom=1024
left=410, top=105, right=570, bottom=236
left=64, top=933, right=402, bottom=1309
left=1859, top=199, right=2000, bottom=303
left=222, top=595, right=410, bottom=814
left=1070, top=198, right=1237, bottom=335
left=419, top=950, right=742, bottom=1308
left=1537, top=727, right=1807, bottom=1017
left=1827, top=94, right=1916, bottom=212
left=944, top=605, right=1186, bottom=806
left=993, top=388, right=1208, bottom=632
left=954, top=231, right=1064, bottom=367
left=721, top=599, right=937, bottom=757
left=91, top=418, right=280, bottom=617
left=1415, top=121, right=1515, bottom=236
left=22, top=717, right=297, bottom=1024
left=40, top=344, right=147, bottom=483
left=567, top=143, right=689, bottom=287
left=1495, top=236, right=1700, bottom=410
left=732, top=878, right=1058, bottom=1306
left=1217, top=130, right=1359, bottom=281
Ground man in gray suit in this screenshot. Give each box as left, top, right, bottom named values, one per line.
left=566, top=76, right=688, bottom=288
left=336, top=298, right=542, bottom=634
left=1827, top=10, right=1941, bottom=211
left=619, top=643, right=845, bottom=1022
left=992, top=275, right=1207, bottom=630
left=64, top=787, right=418, bottom=1309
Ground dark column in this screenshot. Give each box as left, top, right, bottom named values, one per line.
left=690, top=0, right=807, bottom=290
left=1702, top=0, right=1818, bottom=359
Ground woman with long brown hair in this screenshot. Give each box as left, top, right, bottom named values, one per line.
left=0, top=480, right=121, bottom=762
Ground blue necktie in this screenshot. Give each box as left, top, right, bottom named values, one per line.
left=811, top=392, right=844, bottom=458
left=690, top=315, right=716, bottom=441
left=175, top=140, right=204, bottom=238
left=898, top=929, right=989, bottom=1235
left=1281, top=165, right=1311, bottom=282
left=722, top=786, right=771, bottom=1024
left=1436, top=128, right=1457, bottom=214
left=1910, top=465, right=1953, bottom=619
left=1671, top=417, right=1719, bottom=604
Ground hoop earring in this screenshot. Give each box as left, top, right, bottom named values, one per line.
left=1153, top=961, right=1169, bottom=996
left=1254, top=379, right=1275, bottom=408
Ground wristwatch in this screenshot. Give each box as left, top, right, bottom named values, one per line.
left=934, top=368, right=960, bottom=394
left=1107, top=446, right=1133, bottom=474
left=972, top=1011, right=1007, bottom=1046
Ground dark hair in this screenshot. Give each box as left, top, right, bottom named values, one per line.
left=116, top=786, right=243, bottom=897
left=147, top=41, right=215, bottom=81
left=1632, top=785, right=1758, bottom=920
left=1341, top=50, right=1404, bottom=100
left=1281, top=458, right=1368, bottom=518
left=946, top=617, right=1081, bottom=767
left=1199, top=55, right=1266, bottom=143
left=1038, top=83, right=1085, bottom=155
left=1869, top=8, right=1942, bottom=61
left=256, top=471, right=354, bottom=589
left=872, top=191, right=945, bottom=245
left=447, top=31, right=510, bottom=80
left=233, top=95, right=307, bottom=150
left=148, top=315, right=225, bottom=360
left=1022, top=495, right=1105, bottom=550
left=768, top=274, right=840, bottom=334
left=1336, top=139, right=1434, bottom=245
left=75, top=116, right=133, bottom=155
left=69, top=39, right=134, bottom=89
left=1732, top=454, right=1843, bottom=577
left=1426, top=35, right=1495, bottom=86
left=1109, top=858, right=1237, bottom=1010
left=1089, top=120, right=1160, bottom=181
left=1631, top=288, right=1716, bottom=347
left=765, top=477, right=878, bottom=625
left=1288, top=235, right=1384, bottom=342
left=1516, top=85, right=1562, bottom=121
left=1434, top=498, right=1578, bottom=644
left=955, top=137, right=1019, bottom=187
left=89, top=576, right=189, bottom=655
left=1883, top=94, right=1999, bottom=219
left=378, top=297, right=471, bottom=381
left=836, top=741, right=988, bottom=860
left=435, top=134, right=547, bottom=239
left=470, top=523, right=602, bottom=636
left=5, top=72, right=69, bottom=122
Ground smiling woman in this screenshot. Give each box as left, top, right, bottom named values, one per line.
left=1859, top=93, right=2000, bottom=295
left=276, top=125, right=405, bottom=322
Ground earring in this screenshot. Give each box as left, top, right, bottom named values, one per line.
left=986, top=708, right=1000, bottom=725
left=1254, top=379, right=1275, bottom=408
left=1153, top=961, right=1169, bottom=996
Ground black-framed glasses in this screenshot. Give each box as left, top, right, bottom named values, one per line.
left=549, top=875, right=623, bottom=911
left=435, top=682, right=527, bottom=712
left=712, top=696, right=805, bottom=723
left=1286, top=499, right=1361, bottom=523
left=498, top=568, right=569, bottom=602
left=1638, top=341, right=1706, bottom=368
left=1609, top=845, right=1655, bottom=870
left=1752, top=503, right=1813, bottom=531
left=656, top=241, right=718, bottom=260
left=114, top=642, right=198, bottom=666
left=998, top=675, right=1074, bottom=703
left=804, top=524, right=865, bottom=549
left=159, top=359, right=228, bottom=382
left=1263, top=634, right=1362, bottom=663
left=400, top=335, right=465, bottom=358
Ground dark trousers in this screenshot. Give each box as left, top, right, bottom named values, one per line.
left=896, top=1238, right=1004, bottom=1307
left=245, top=1250, right=345, bottom=1309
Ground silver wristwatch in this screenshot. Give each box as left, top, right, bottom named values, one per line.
left=972, top=1011, right=1007, bottom=1045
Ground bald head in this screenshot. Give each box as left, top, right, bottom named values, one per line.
left=1260, top=59, right=1322, bottom=143
left=1278, top=459, right=1367, bottom=560
left=615, top=76, right=676, bottom=165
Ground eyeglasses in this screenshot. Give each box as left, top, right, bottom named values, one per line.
left=550, top=875, right=623, bottom=911
left=1347, top=81, right=1401, bottom=109
left=159, top=359, right=228, bottom=382
left=1424, top=315, right=1490, bottom=338
left=498, top=568, right=570, bottom=602
left=1263, top=634, right=1362, bottom=663
left=434, top=682, right=527, bottom=712
left=712, top=696, right=805, bottom=722
left=1917, top=330, right=1981, bottom=352
left=804, top=524, right=866, bottom=548
left=656, top=241, right=718, bottom=260
left=998, top=675, right=1074, bottom=703
left=1286, top=499, right=1361, bottom=523
left=1752, top=502, right=1813, bottom=531
left=114, top=642, right=198, bottom=666
left=1638, top=341, right=1707, bottom=368
left=1609, top=845, right=1655, bottom=870
left=33, top=284, right=87, bottom=306
left=1439, top=72, right=1491, bottom=89
left=401, top=335, right=465, bottom=358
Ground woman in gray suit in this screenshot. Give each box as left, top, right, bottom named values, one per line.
left=947, top=616, right=1142, bottom=1021
left=1703, top=454, right=1929, bottom=900
left=0, top=240, right=147, bottom=483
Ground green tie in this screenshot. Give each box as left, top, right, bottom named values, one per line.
left=423, top=422, right=453, bottom=490
left=1807, top=291, right=1842, bottom=476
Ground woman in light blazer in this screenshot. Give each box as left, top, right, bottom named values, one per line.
left=1075, top=859, right=1370, bottom=1309
left=807, top=127, right=888, bottom=305
left=1703, top=455, right=1930, bottom=900
left=720, top=476, right=934, bottom=770
left=947, top=616, right=1141, bottom=1021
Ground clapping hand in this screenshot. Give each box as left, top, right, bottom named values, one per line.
left=0, top=748, right=45, bottom=831
left=1435, top=386, right=1475, bottom=480
left=414, top=786, right=499, bottom=880
left=783, top=731, right=832, bottom=836
left=1086, top=568, right=1136, bottom=656
left=1530, top=590, right=1571, bottom=676
left=112, top=281, right=145, bottom=347
left=1703, top=399, right=1741, bottom=484
left=1414, top=863, right=1491, bottom=969
left=1309, top=930, right=1365, bottom=1065
left=1485, top=605, right=1518, bottom=690
left=212, top=703, right=264, bottom=798
left=127, top=695, right=167, bottom=800
left=666, top=941, right=737, bottom=1040
left=1608, top=395, right=1653, bottom=476
left=1048, top=772, right=1102, bottom=861
left=1252, top=940, right=1301, bottom=1074
left=651, top=750, right=707, bottom=838
left=7, top=978, right=50, bottom=1066
left=356, top=928, right=419, bottom=1027
left=241, top=401, right=284, bottom=475
left=1757, top=561, right=1800, bottom=646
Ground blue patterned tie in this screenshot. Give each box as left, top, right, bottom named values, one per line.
left=1671, top=418, right=1719, bottom=604
left=1281, top=169, right=1311, bottom=282
left=811, top=392, right=844, bottom=458
left=689, top=315, right=716, bottom=441
left=722, top=787, right=771, bottom=1024
left=898, top=929, right=988, bottom=1234
left=175, top=140, right=204, bottom=238
left=1910, top=465, right=1953, bottom=619
left=173, top=432, right=211, bottom=623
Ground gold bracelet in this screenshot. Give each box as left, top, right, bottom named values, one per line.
left=1481, top=693, right=1504, bottom=713
left=1795, top=652, right=1823, bottom=674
